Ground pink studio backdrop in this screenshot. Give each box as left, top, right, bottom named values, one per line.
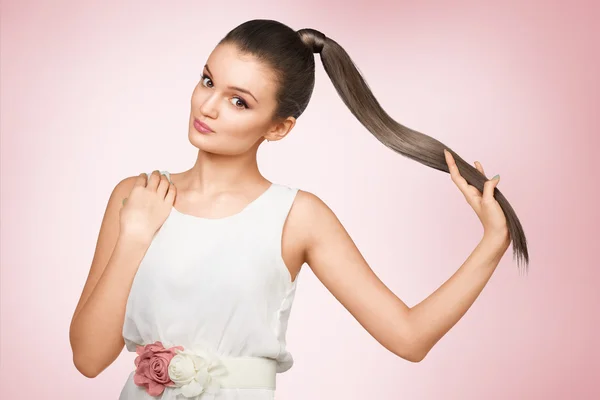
left=1, top=1, right=598, bottom=399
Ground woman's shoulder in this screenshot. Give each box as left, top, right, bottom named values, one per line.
left=280, top=187, right=350, bottom=270
left=292, top=188, right=334, bottom=216
left=284, top=187, right=338, bottom=239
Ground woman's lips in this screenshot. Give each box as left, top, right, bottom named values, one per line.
left=193, top=118, right=214, bottom=134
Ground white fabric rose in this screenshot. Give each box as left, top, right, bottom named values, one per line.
left=167, top=350, right=197, bottom=386
left=168, top=348, right=228, bottom=398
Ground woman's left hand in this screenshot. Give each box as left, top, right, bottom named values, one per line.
left=443, top=149, right=509, bottom=241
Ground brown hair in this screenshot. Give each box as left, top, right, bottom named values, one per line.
left=219, top=19, right=529, bottom=272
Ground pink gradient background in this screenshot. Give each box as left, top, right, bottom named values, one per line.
left=1, top=0, right=598, bottom=399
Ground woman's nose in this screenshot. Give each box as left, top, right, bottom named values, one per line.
left=199, top=94, right=219, bottom=118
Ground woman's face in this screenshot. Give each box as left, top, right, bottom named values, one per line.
left=188, top=42, right=294, bottom=155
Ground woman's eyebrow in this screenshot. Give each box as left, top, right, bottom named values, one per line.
left=204, top=64, right=259, bottom=103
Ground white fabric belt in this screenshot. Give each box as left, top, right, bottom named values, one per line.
left=218, top=357, right=276, bottom=389
left=129, top=341, right=277, bottom=395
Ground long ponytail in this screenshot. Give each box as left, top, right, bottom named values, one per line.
left=299, top=28, right=529, bottom=272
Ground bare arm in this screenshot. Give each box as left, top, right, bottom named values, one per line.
left=69, top=175, right=150, bottom=378
left=301, top=153, right=511, bottom=363
left=408, top=234, right=508, bottom=360
left=299, top=191, right=509, bottom=363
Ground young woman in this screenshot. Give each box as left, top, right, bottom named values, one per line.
left=69, top=19, right=528, bottom=400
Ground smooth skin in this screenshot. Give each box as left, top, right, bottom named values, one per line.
left=69, top=43, right=510, bottom=378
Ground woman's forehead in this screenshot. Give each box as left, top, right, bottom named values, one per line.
left=206, top=45, right=270, bottom=82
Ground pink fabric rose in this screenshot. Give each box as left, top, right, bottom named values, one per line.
left=133, top=341, right=184, bottom=396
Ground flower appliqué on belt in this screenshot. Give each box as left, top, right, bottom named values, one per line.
left=134, top=341, right=228, bottom=398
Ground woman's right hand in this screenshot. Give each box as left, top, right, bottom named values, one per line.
left=119, top=171, right=177, bottom=244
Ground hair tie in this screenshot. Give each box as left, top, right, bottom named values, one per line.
left=297, top=28, right=327, bottom=54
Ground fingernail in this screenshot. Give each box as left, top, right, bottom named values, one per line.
left=492, top=174, right=500, bottom=180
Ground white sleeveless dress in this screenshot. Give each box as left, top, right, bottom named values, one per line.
left=119, top=171, right=301, bottom=400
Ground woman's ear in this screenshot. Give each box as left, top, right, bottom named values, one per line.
left=267, top=116, right=296, bottom=142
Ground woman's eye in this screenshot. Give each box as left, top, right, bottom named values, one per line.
left=230, top=97, right=248, bottom=109
left=201, top=75, right=213, bottom=88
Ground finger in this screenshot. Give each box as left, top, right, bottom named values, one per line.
left=122, top=197, right=128, bottom=206
left=474, top=161, right=485, bottom=176
left=157, top=173, right=170, bottom=197
left=482, top=174, right=500, bottom=201
left=146, top=170, right=162, bottom=190
left=165, top=182, right=177, bottom=204
left=444, top=149, right=471, bottom=195
left=136, top=173, right=148, bottom=187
